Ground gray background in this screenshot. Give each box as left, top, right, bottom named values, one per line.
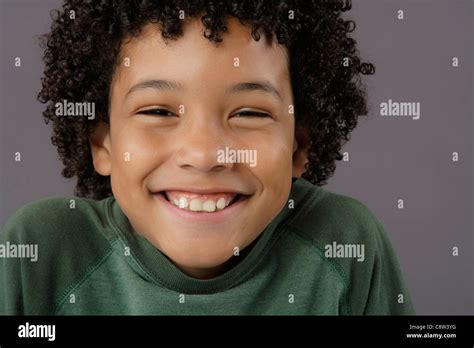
left=0, top=0, right=472, bottom=314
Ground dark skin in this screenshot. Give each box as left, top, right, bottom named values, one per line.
left=91, top=18, right=308, bottom=279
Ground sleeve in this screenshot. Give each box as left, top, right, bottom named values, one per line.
left=362, top=222, right=416, bottom=315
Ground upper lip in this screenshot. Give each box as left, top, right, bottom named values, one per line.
left=152, top=187, right=252, bottom=196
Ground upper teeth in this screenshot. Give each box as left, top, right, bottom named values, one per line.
left=167, top=195, right=233, bottom=212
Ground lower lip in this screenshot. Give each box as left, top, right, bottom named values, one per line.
left=153, top=192, right=249, bottom=223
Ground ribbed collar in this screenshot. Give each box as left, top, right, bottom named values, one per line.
left=105, top=177, right=316, bottom=294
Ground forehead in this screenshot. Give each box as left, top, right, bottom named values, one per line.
left=112, top=17, right=290, bottom=92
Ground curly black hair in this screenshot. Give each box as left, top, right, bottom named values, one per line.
left=38, top=0, right=375, bottom=200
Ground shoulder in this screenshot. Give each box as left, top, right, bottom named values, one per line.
left=282, top=179, right=414, bottom=314
left=289, top=179, right=383, bottom=242
left=0, top=196, right=117, bottom=314
left=286, top=178, right=391, bottom=267
left=1, top=196, right=112, bottom=245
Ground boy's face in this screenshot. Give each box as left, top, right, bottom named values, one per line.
left=91, top=18, right=301, bottom=279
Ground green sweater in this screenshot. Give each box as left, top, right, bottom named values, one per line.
left=0, top=178, right=415, bottom=315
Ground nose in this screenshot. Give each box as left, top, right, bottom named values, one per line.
left=174, top=117, right=233, bottom=173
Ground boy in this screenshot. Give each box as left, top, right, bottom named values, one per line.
left=0, top=0, right=415, bottom=315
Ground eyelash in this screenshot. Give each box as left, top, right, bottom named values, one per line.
left=137, top=108, right=177, bottom=117
left=137, top=108, right=272, bottom=118
left=233, top=110, right=271, bottom=118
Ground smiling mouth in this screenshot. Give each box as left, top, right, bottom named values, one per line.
left=157, top=191, right=249, bottom=213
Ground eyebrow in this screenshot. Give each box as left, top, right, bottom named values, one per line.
left=126, top=79, right=282, bottom=101
left=126, top=79, right=182, bottom=97
left=227, top=81, right=282, bottom=101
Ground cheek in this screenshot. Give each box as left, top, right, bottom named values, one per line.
left=252, top=126, right=294, bottom=199
left=109, top=126, right=164, bottom=192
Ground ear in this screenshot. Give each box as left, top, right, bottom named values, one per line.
left=89, top=121, right=112, bottom=176
left=292, top=126, right=310, bottom=178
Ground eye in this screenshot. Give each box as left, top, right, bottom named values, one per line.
left=232, top=110, right=272, bottom=118
left=137, top=108, right=177, bottom=117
